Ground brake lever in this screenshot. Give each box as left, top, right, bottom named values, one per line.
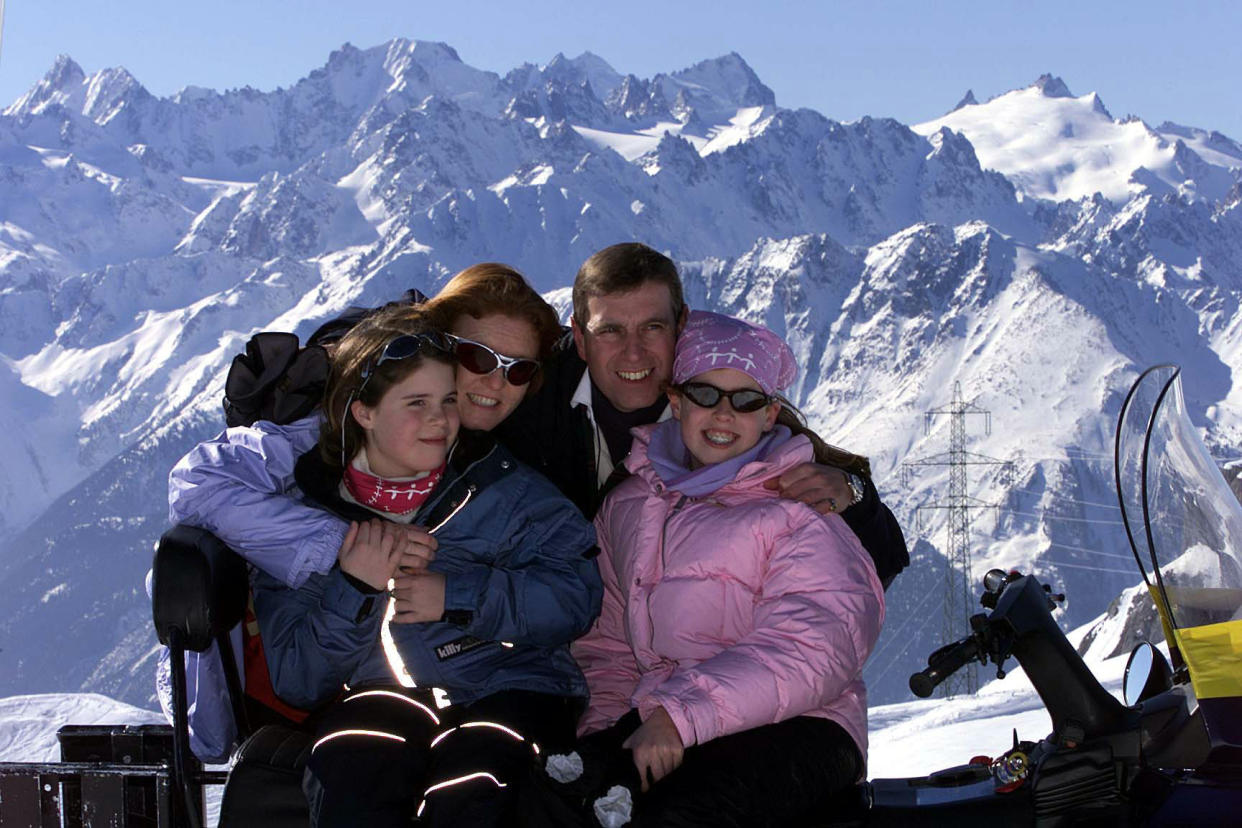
left=1042, top=583, right=1066, bottom=609
left=969, top=611, right=1016, bottom=680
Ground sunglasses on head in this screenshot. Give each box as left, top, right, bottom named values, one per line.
left=674, top=381, right=772, bottom=413
left=341, top=331, right=453, bottom=467
left=449, top=335, right=541, bottom=386
left=358, top=332, right=453, bottom=393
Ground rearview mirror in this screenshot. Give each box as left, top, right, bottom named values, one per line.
left=1123, top=641, right=1173, bottom=706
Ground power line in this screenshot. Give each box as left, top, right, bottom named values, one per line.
left=1021, top=452, right=1113, bottom=461
left=869, top=585, right=941, bottom=688
left=1008, top=486, right=1121, bottom=510
left=867, top=580, right=940, bottom=670
left=1046, top=542, right=1135, bottom=561
left=1064, top=450, right=1113, bottom=459
left=999, top=508, right=1125, bottom=526
left=1040, top=560, right=1137, bottom=576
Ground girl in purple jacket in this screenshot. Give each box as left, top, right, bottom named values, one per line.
left=572, top=310, right=886, bottom=827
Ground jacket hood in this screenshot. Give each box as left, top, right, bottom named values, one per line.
left=626, top=421, right=814, bottom=496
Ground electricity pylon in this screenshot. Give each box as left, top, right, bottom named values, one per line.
left=903, top=381, right=1012, bottom=697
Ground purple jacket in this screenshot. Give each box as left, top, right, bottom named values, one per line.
left=574, top=422, right=885, bottom=760
left=156, top=416, right=341, bottom=761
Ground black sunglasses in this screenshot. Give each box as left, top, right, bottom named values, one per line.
left=342, top=332, right=453, bottom=466
left=449, top=335, right=541, bottom=386
left=674, top=381, right=772, bottom=413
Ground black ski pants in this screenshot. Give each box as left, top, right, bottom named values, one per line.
left=582, top=709, right=862, bottom=828
left=304, top=685, right=579, bottom=828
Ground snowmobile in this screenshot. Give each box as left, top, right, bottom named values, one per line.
left=832, top=363, right=1242, bottom=826
left=1, top=363, right=1239, bottom=826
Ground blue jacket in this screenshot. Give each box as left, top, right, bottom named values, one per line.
left=159, top=416, right=601, bottom=761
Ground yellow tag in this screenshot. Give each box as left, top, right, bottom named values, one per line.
left=1175, top=618, right=1242, bottom=700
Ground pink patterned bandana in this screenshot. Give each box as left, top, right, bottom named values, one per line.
left=673, top=310, right=797, bottom=395
left=343, top=461, right=445, bottom=516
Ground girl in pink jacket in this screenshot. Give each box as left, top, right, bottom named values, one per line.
left=572, top=310, right=886, bottom=827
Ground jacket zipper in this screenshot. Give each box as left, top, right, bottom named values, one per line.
left=379, top=441, right=494, bottom=687
left=648, top=494, right=688, bottom=655
left=412, top=439, right=494, bottom=526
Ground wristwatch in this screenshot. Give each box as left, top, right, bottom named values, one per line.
left=845, top=473, right=866, bottom=508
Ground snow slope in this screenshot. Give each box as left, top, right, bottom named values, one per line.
left=0, top=693, right=164, bottom=762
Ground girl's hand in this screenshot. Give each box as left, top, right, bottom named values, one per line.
left=622, top=706, right=684, bottom=791
left=391, top=571, right=446, bottom=623
left=386, top=523, right=437, bottom=573
left=337, top=519, right=401, bottom=590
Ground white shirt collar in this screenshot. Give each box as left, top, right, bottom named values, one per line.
left=570, top=364, right=595, bottom=420
left=572, top=365, right=674, bottom=486
left=570, top=367, right=673, bottom=424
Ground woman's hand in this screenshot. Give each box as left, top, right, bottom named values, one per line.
left=387, top=523, right=438, bottom=573
left=337, top=519, right=401, bottom=590
left=391, top=571, right=447, bottom=623
left=622, top=706, right=685, bottom=791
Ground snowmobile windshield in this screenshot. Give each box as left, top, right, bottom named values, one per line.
left=1115, top=364, right=1242, bottom=700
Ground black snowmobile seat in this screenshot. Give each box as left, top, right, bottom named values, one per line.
left=152, top=525, right=313, bottom=828
left=219, top=726, right=314, bottom=828
left=152, top=524, right=249, bottom=652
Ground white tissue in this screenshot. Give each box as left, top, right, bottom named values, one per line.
left=545, top=751, right=585, bottom=783
left=593, top=784, right=634, bottom=828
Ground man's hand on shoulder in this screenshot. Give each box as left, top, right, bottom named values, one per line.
left=764, top=462, right=861, bottom=516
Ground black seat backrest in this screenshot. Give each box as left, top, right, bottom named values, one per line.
left=152, top=525, right=249, bottom=652
left=150, top=525, right=253, bottom=826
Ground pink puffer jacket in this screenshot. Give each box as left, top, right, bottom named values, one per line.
left=574, top=425, right=885, bottom=759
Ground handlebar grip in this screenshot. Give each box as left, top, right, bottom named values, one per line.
left=909, top=637, right=980, bottom=698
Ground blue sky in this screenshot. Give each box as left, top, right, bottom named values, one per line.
left=2, top=1, right=1239, bottom=138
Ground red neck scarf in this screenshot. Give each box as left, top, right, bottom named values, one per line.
left=343, top=458, right=445, bottom=516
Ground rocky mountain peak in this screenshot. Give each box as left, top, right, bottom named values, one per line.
left=6, top=54, right=86, bottom=115
left=47, top=54, right=87, bottom=90
left=1033, top=73, right=1074, bottom=98
left=952, top=89, right=978, bottom=112
left=666, top=51, right=776, bottom=110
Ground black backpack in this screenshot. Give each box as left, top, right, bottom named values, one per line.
left=222, top=290, right=428, bottom=428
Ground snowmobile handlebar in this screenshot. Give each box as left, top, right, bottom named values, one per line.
left=907, top=570, right=1129, bottom=742
left=909, top=635, right=982, bottom=698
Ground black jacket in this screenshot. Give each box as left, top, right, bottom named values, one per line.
left=495, top=342, right=602, bottom=518
left=494, top=341, right=910, bottom=588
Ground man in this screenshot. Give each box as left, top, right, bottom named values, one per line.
left=495, top=243, right=908, bottom=587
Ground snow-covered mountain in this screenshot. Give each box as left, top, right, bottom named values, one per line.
left=916, top=74, right=1242, bottom=204
left=2, top=41, right=1239, bottom=710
